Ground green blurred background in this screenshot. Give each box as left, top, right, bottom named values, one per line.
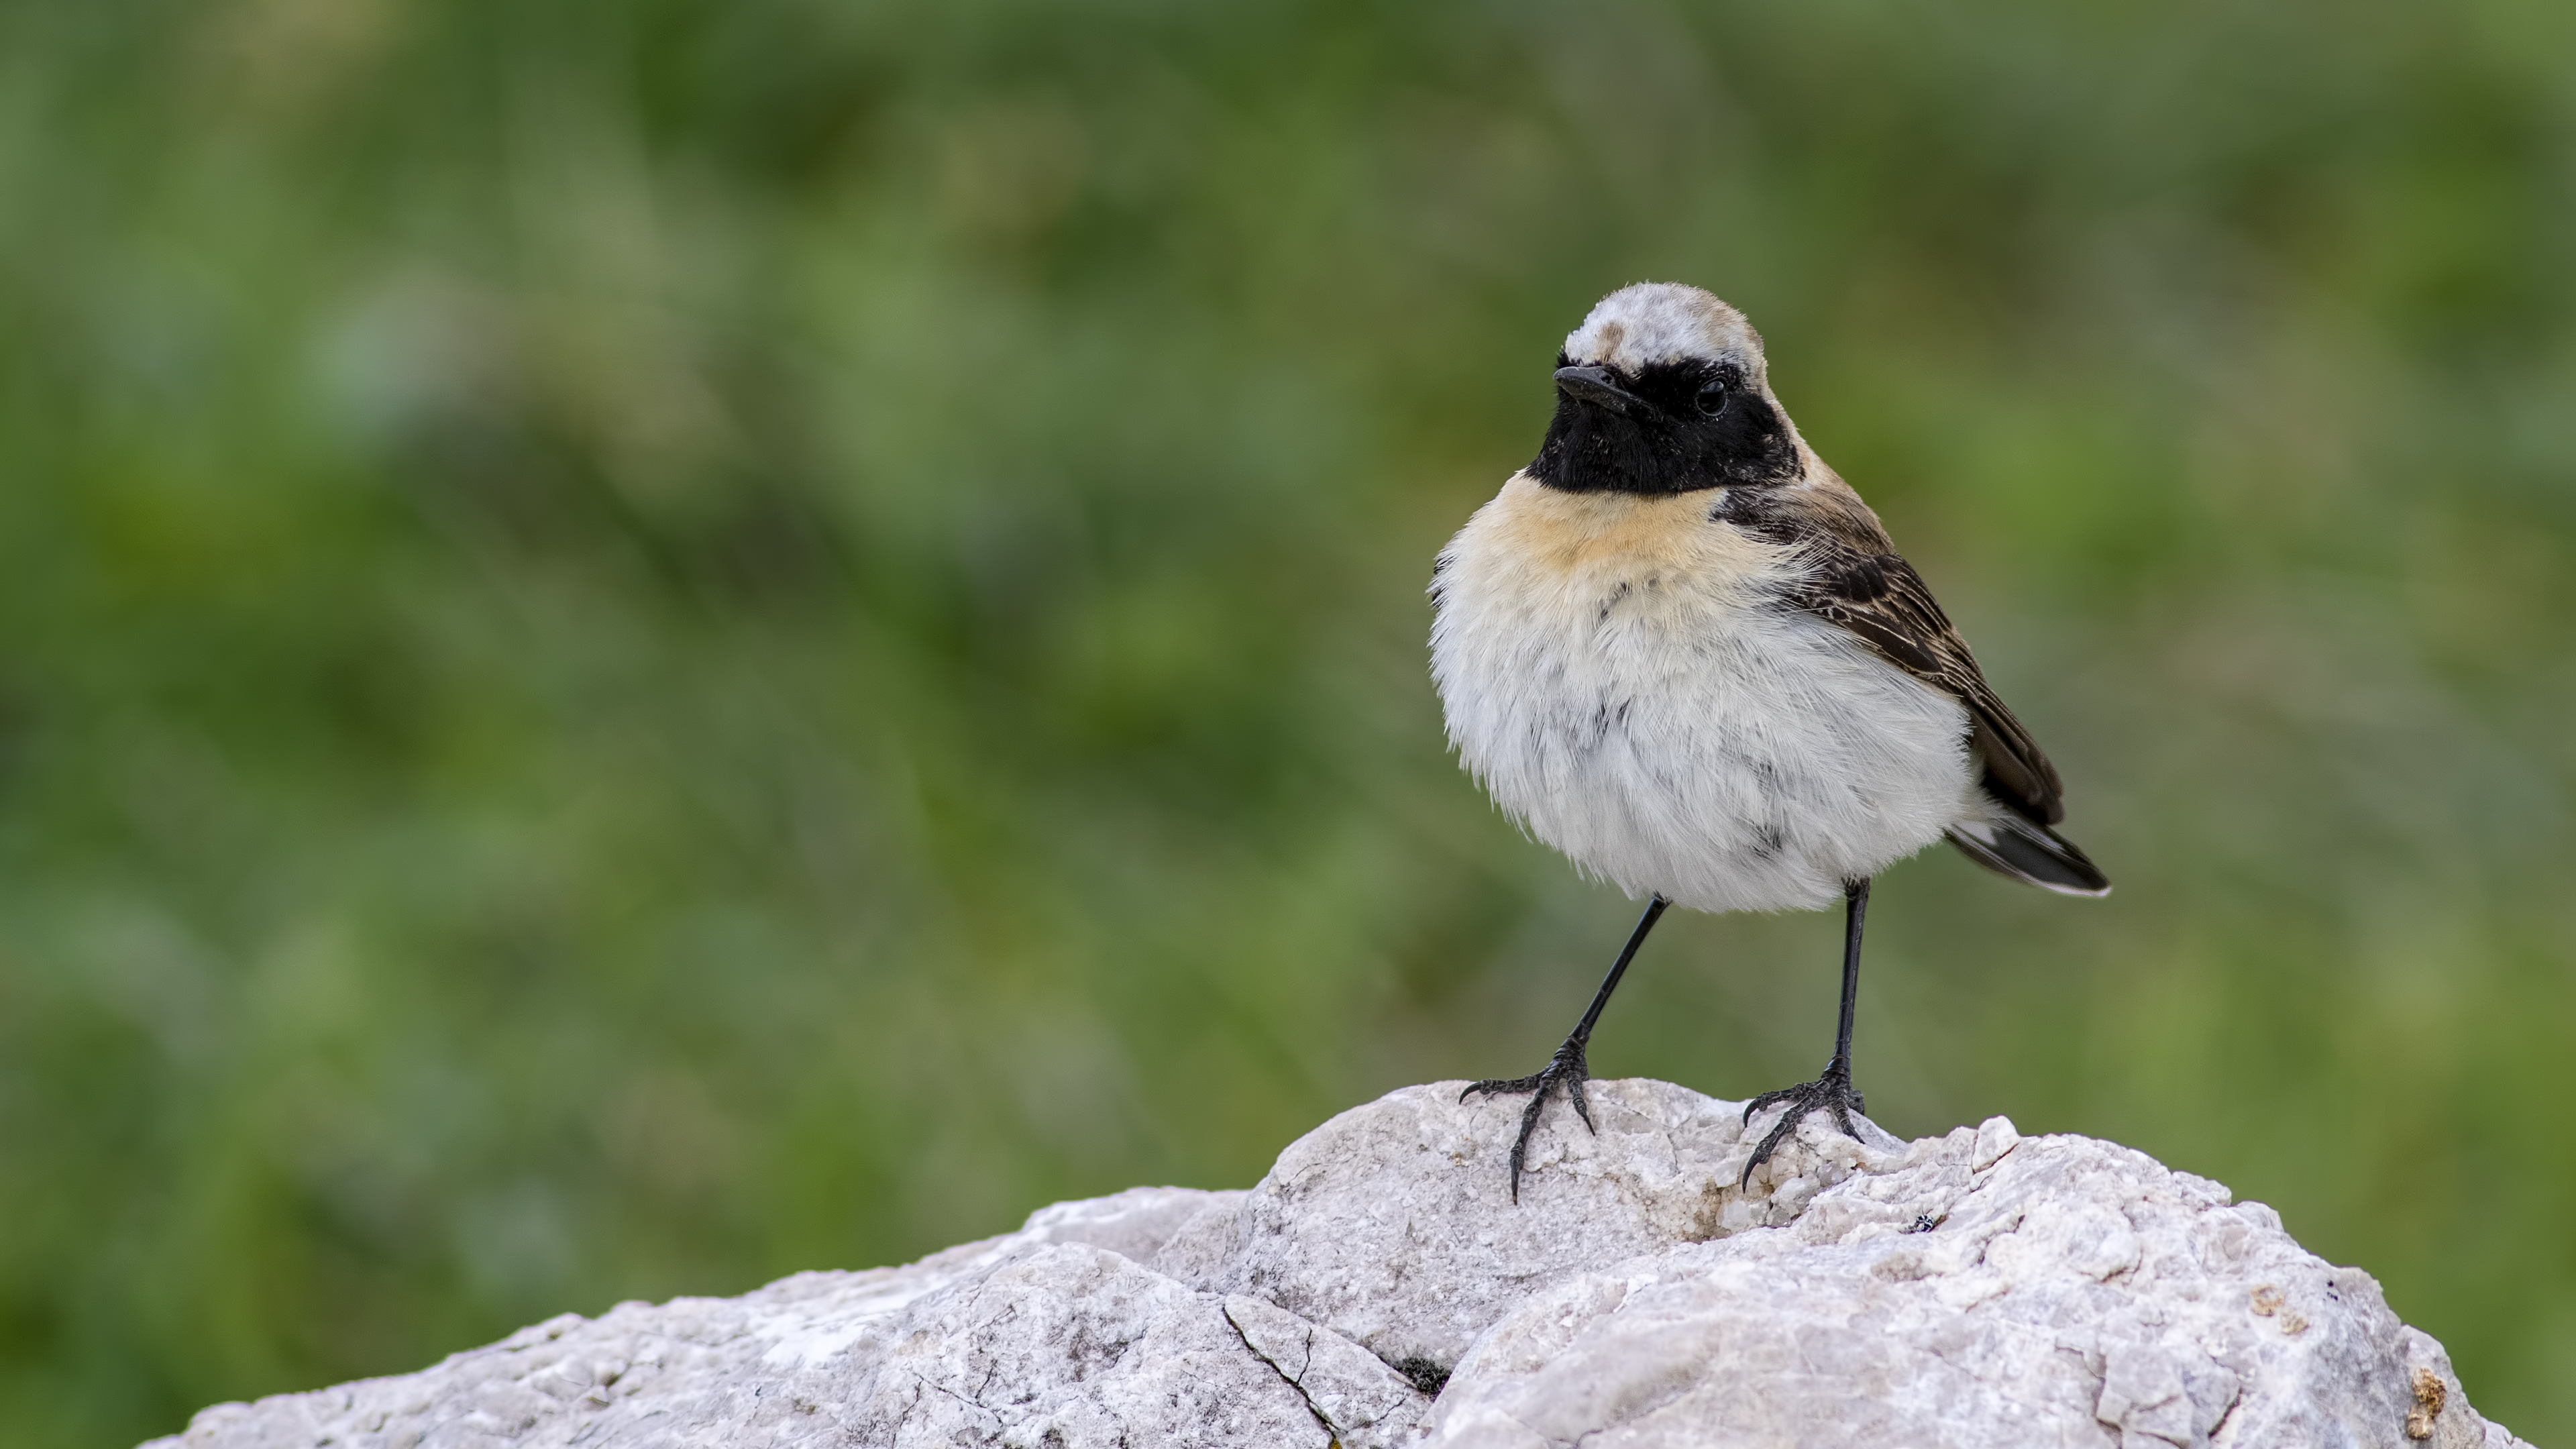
left=3, top=0, right=2573, bottom=1442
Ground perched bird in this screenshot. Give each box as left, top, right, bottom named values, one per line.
left=1431, top=282, right=2108, bottom=1199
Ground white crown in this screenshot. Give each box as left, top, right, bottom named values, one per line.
left=1562, top=283, right=1764, bottom=376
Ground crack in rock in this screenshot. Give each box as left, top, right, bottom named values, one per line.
left=1223, top=1303, right=1341, bottom=1448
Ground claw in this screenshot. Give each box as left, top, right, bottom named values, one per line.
left=1737, top=1061, right=1867, bottom=1189
left=1460, top=1038, right=1592, bottom=1203
left=1461, top=1072, right=1544, bottom=1102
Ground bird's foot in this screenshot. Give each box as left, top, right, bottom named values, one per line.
left=1739, top=1059, right=1866, bottom=1188
left=1459, top=1036, right=1595, bottom=1203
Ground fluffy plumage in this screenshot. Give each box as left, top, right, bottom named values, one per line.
left=1432, top=480, right=1977, bottom=912
left=1432, top=282, right=2106, bottom=908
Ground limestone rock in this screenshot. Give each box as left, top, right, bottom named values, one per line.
left=147, top=1081, right=2527, bottom=1449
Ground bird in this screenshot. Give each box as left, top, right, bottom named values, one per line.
left=1430, top=281, right=2108, bottom=1200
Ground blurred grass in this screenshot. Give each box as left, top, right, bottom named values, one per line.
left=2, top=0, right=2573, bottom=1442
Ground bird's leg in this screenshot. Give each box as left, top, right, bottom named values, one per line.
left=1462, top=896, right=1668, bottom=1202
left=1740, top=877, right=1874, bottom=1187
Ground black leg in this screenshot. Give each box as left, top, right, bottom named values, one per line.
left=1462, top=896, right=1668, bottom=1202
left=1739, top=877, right=1873, bottom=1187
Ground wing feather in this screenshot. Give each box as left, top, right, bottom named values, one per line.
left=1719, top=482, right=2070, bottom=828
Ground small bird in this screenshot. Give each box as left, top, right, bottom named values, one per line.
left=1431, top=282, right=2108, bottom=1199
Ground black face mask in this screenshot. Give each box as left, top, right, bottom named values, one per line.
left=1527, top=356, right=1799, bottom=495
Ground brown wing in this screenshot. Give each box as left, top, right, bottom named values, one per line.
left=1797, top=549, right=2067, bottom=824
left=1719, top=485, right=2066, bottom=826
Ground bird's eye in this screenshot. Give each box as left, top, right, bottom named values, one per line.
left=1695, top=380, right=1729, bottom=417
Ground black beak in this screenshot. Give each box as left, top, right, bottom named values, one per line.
left=1554, top=364, right=1644, bottom=415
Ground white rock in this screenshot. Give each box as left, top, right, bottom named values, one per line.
left=145, top=1081, right=2527, bottom=1449
left=1974, top=1112, right=2023, bottom=1171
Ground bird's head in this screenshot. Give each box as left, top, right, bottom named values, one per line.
left=1528, top=282, right=1802, bottom=496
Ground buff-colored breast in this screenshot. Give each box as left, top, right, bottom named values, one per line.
left=1430, top=474, right=1976, bottom=913
left=1450, top=476, right=1790, bottom=608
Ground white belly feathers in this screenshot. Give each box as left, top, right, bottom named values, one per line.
left=1430, top=475, right=1979, bottom=914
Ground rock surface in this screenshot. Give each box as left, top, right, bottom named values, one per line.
left=149, top=1080, right=2526, bottom=1448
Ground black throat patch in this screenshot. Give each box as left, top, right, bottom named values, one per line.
left=1526, top=356, right=1800, bottom=495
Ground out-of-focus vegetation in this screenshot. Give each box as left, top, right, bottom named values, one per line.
left=3, top=0, right=2573, bottom=1442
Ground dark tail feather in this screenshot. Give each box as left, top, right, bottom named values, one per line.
left=1946, top=814, right=2110, bottom=896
